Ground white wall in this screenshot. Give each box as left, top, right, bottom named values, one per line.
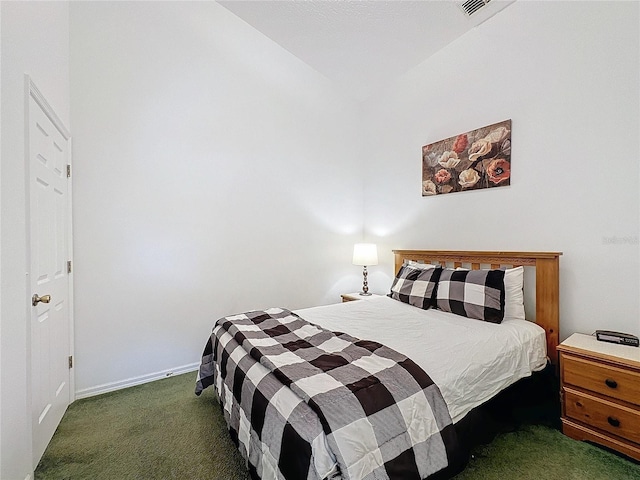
left=1, top=2, right=70, bottom=478
left=69, top=1, right=363, bottom=395
left=361, top=1, right=640, bottom=339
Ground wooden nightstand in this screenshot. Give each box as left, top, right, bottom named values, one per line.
left=340, top=293, right=381, bottom=303
left=558, top=333, right=640, bottom=461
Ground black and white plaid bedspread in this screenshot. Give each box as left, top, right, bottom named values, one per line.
left=196, top=308, right=458, bottom=480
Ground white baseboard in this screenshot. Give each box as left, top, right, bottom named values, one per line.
left=75, top=362, right=200, bottom=400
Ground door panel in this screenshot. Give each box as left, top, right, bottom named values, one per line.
left=28, top=81, right=72, bottom=468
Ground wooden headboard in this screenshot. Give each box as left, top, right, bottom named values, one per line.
left=393, top=250, right=562, bottom=365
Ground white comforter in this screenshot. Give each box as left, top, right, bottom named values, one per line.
left=295, top=295, right=547, bottom=423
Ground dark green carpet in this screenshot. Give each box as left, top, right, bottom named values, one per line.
left=36, top=372, right=249, bottom=480
left=36, top=372, right=640, bottom=479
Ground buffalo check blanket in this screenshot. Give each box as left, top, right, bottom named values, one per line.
left=195, top=308, right=458, bottom=480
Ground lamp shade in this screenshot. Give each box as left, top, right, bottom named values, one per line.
left=352, top=243, right=378, bottom=266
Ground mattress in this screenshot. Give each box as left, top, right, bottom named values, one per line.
left=295, top=295, right=547, bottom=423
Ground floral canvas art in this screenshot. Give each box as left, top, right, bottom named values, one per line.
left=422, top=120, right=511, bottom=196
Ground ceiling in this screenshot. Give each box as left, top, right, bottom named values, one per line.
left=218, top=0, right=515, bottom=101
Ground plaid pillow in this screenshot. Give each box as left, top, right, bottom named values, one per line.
left=436, top=269, right=506, bottom=323
left=389, top=264, right=442, bottom=309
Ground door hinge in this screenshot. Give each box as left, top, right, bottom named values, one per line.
left=67, top=164, right=71, bottom=178
left=67, top=260, right=72, bottom=274
left=68, top=355, right=73, bottom=369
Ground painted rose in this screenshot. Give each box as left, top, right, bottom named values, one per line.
left=438, top=151, right=460, bottom=168
left=487, top=159, right=511, bottom=184
left=452, top=134, right=468, bottom=154
left=484, top=126, right=510, bottom=144
left=468, top=139, right=492, bottom=162
left=434, top=169, right=452, bottom=184
left=424, top=152, right=440, bottom=168
left=422, top=180, right=437, bottom=196
left=500, top=139, right=511, bottom=156
left=458, top=168, right=480, bottom=188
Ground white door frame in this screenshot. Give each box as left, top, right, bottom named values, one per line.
left=25, top=74, right=74, bottom=469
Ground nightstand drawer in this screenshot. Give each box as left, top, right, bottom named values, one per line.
left=565, top=388, right=640, bottom=444
left=563, top=355, right=640, bottom=406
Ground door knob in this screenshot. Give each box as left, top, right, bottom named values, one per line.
left=32, top=294, right=51, bottom=306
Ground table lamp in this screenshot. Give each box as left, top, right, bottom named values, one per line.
left=352, top=243, right=378, bottom=296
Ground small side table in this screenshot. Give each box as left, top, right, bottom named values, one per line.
left=558, top=332, right=640, bottom=461
left=340, top=293, right=382, bottom=303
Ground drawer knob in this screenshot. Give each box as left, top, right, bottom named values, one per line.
left=605, top=378, right=618, bottom=389
left=607, top=416, right=620, bottom=428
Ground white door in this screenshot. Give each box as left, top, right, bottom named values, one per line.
left=27, top=77, right=72, bottom=467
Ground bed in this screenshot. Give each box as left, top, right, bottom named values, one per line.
left=196, top=250, right=562, bottom=480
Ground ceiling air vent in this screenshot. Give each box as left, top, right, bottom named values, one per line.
left=459, top=0, right=492, bottom=17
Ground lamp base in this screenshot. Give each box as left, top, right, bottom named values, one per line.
left=360, top=265, right=370, bottom=296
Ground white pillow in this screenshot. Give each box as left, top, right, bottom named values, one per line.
left=405, top=260, right=437, bottom=270
left=503, top=266, right=525, bottom=321
left=454, top=265, right=525, bottom=321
